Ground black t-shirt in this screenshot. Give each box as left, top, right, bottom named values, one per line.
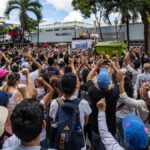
left=43, top=66, right=59, bottom=76
left=79, top=84, right=91, bottom=105
left=87, top=80, right=119, bottom=135
left=64, top=67, right=72, bottom=74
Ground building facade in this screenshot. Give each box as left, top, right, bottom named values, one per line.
left=31, top=22, right=144, bottom=46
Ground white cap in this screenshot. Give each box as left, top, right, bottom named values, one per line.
left=21, top=62, right=30, bottom=69
left=0, top=106, right=8, bottom=137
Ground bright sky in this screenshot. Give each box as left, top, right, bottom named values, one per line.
left=0, top=0, right=118, bottom=25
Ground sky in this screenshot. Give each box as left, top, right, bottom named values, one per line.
left=0, top=0, right=118, bottom=25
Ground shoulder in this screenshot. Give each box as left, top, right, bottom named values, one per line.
left=80, top=99, right=90, bottom=106
left=2, top=147, right=17, bottom=150
left=87, top=80, right=94, bottom=87
left=50, top=99, right=59, bottom=108
left=49, top=99, right=59, bottom=119
left=3, top=135, right=20, bottom=149
left=30, top=70, right=39, bottom=77
left=87, top=80, right=99, bottom=92
left=105, top=86, right=119, bottom=102
left=79, top=99, right=91, bottom=115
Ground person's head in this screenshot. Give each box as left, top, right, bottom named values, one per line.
left=48, top=57, right=54, bottom=66
left=123, top=114, right=149, bottom=150
left=59, top=52, right=63, bottom=59
left=80, top=68, right=89, bottom=84
left=0, top=90, right=11, bottom=107
left=140, top=81, right=150, bottom=103
left=133, top=59, right=141, bottom=70
left=7, top=73, right=20, bottom=87
left=0, top=106, right=8, bottom=137
left=111, top=71, right=118, bottom=86
left=49, top=75, right=61, bottom=98
left=97, top=68, right=111, bottom=91
left=11, top=99, right=44, bottom=143
left=64, top=55, right=70, bottom=65
left=143, top=63, right=150, bottom=73
left=124, top=71, right=134, bottom=98
left=39, top=54, right=45, bottom=62
left=11, top=64, right=20, bottom=73
left=0, top=69, right=9, bottom=83
left=59, top=73, right=77, bottom=97
left=21, top=62, right=30, bottom=69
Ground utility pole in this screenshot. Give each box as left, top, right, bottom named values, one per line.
left=115, top=17, right=119, bottom=42
left=37, top=20, right=40, bottom=48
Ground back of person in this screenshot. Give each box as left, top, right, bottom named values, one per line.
left=55, top=98, right=85, bottom=150
left=49, top=73, right=91, bottom=150
left=87, top=80, right=119, bottom=135
left=43, top=66, right=59, bottom=77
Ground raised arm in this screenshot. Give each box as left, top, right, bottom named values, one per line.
left=19, top=69, right=34, bottom=99
left=97, top=99, right=124, bottom=150
left=37, top=77, right=54, bottom=110
left=26, top=54, right=43, bottom=73
left=0, top=51, right=11, bottom=64
left=70, top=58, right=80, bottom=92
left=87, top=59, right=103, bottom=81
left=117, top=71, right=148, bottom=112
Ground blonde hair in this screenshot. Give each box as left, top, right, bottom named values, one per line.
left=143, top=63, right=150, bottom=72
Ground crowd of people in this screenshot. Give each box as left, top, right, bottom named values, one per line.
left=0, top=46, right=150, bottom=150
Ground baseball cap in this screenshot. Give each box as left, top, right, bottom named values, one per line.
left=21, top=62, right=30, bottom=69
left=97, top=68, right=110, bottom=89
left=0, top=90, right=12, bottom=106
left=0, top=106, right=8, bottom=136
left=123, top=114, right=149, bottom=150
left=0, top=69, right=9, bottom=79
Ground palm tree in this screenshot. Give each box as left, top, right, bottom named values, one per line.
left=5, top=0, right=42, bottom=42
left=104, top=0, right=142, bottom=48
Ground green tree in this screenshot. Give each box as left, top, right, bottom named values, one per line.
left=72, top=0, right=106, bottom=40
left=139, top=0, right=150, bottom=53
left=104, top=0, right=142, bottom=48
left=0, top=25, right=9, bottom=42
left=28, top=17, right=38, bottom=32
left=5, top=0, right=42, bottom=42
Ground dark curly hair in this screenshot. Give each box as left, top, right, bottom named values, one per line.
left=48, top=57, right=55, bottom=66
left=59, top=73, right=77, bottom=96
left=11, top=99, right=44, bottom=142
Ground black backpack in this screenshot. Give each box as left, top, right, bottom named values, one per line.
left=54, top=98, right=85, bottom=150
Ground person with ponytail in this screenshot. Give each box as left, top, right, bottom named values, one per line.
left=2, top=73, right=23, bottom=139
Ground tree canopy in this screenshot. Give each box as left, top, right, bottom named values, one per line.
left=5, top=0, right=42, bottom=32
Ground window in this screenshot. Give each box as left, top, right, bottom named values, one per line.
left=62, top=28, right=68, bottom=30
left=45, top=29, right=53, bottom=32
left=54, top=28, right=59, bottom=31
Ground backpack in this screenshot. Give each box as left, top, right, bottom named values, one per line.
left=54, top=98, right=85, bottom=150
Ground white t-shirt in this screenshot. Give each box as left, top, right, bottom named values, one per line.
left=19, top=70, right=39, bottom=86
left=126, top=65, right=141, bottom=85
left=135, top=72, right=150, bottom=91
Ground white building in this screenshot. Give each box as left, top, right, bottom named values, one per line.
left=40, top=21, right=93, bottom=32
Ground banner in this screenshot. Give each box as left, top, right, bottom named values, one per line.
left=72, top=39, right=94, bottom=49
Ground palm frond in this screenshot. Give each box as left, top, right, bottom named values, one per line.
left=27, top=1, right=42, bottom=9
left=5, top=5, right=20, bottom=18
left=27, top=8, right=42, bottom=21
